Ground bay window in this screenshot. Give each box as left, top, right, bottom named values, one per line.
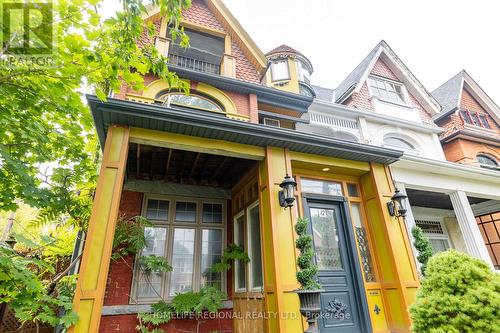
left=132, top=196, right=226, bottom=303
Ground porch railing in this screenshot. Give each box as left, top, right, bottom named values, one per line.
left=168, top=53, right=220, bottom=75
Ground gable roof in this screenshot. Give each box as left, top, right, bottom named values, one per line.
left=334, top=40, right=441, bottom=115
left=432, top=70, right=500, bottom=124
left=144, top=0, right=267, bottom=71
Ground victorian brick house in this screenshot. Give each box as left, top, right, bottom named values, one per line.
left=69, top=1, right=419, bottom=333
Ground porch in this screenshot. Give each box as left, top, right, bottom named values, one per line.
left=69, top=96, right=420, bottom=333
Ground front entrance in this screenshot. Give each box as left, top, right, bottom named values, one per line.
left=304, top=195, right=371, bottom=333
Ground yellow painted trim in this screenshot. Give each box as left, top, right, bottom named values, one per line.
left=142, top=80, right=243, bottom=120
left=125, top=94, right=155, bottom=104
left=289, top=151, right=371, bottom=172
left=69, top=126, right=129, bottom=333
left=258, top=147, right=302, bottom=333
left=129, top=127, right=265, bottom=160
left=142, top=79, right=191, bottom=99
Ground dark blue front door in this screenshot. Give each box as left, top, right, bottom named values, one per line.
left=304, top=196, right=371, bottom=333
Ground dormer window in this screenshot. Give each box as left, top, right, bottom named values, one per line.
left=460, top=109, right=492, bottom=129
left=270, top=60, right=290, bottom=81
left=368, top=76, right=407, bottom=105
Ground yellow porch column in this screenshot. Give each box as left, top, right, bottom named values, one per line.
left=68, top=126, right=130, bottom=333
left=361, top=163, right=419, bottom=332
left=258, top=147, right=303, bottom=333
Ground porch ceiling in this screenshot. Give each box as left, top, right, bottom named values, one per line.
left=407, top=189, right=489, bottom=210
left=126, top=144, right=255, bottom=189
left=88, top=95, right=403, bottom=165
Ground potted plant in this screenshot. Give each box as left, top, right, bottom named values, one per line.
left=294, top=217, right=324, bottom=333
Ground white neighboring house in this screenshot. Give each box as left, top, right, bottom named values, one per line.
left=298, top=40, right=500, bottom=270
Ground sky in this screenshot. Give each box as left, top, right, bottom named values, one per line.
left=101, top=0, right=500, bottom=102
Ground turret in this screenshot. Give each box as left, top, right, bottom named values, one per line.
left=265, top=44, right=314, bottom=96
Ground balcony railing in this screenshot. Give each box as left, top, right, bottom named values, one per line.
left=168, top=53, right=220, bottom=75
left=310, top=112, right=359, bottom=131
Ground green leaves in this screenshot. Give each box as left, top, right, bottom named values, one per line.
left=139, top=255, right=173, bottom=275
left=412, top=226, right=434, bottom=275
left=112, top=216, right=153, bottom=260
left=409, top=251, right=500, bottom=333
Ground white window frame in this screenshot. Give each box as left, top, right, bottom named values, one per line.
left=271, top=60, right=290, bottom=82
left=382, top=135, right=420, bottom=155
left=367, top=75, right=410, bottom=106
left=414, top=218, right=451, bottom=254
left=263, top=117, right=281, bottom=127
left=131, top=195, right=226, bottom=304
left=246, top=200, right=263, bottom=292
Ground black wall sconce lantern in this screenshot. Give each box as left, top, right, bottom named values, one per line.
left=279, top=174, right=297, bottom=208
left=387, top=188, right=408, bottom=218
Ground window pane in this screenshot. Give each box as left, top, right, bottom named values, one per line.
left=310, top=207, right=342, bottom=270
left=169, top=228, right=195, bottom=296
left=479, top=115, right=491, bottom=129
left=168, top=94, right=221, bottom=112
left=248, top=204, right=263, bottom=290
left=477, top=155, right=498, bottom=167
left=350, top=204, right=376, bottom=282
left=137, top=227, right=167, bottom=299
left=347, top=183, right=359, bottom=197
left=146, top=199, right=169, bottom=220
left=460, top=110, right=472, bottom=124
left=201, top=229, right=223, bottom=289
left=471, top=112, right=481, bottom=126
left=271, top=60, right=289, bottom=81
left=234, top=214, right=246, bottom=291
left=429, top=238, right=450, bottom=254
left=301, top=178, right=343, bottom=196
left=202, top=203, right=223, bottom=224
left=175, top=202, right=197, bottom=223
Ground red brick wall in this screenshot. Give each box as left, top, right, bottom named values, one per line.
left=442, top=138, right=500, bottom=165
left=100, top=311, right=233, bottom=333
left=102, top=190, right=234, bottom=332
left=344, top=59, right=435, bottom=125
left=104, top=191, right=143, bottom=306
left=460, top=88, right=500, bottom=131
left=460, top=88, right=485, bottom=112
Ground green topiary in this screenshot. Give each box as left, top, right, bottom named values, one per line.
left=295, top=217, right=321, bottom=290
left=411, top=226, right=433, bottom=275
left=409, top=250, right=500, bottom=333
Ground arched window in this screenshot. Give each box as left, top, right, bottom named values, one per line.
left=383, top=136, right=415, bottom=150
left=477, top=154, right=498, bottom=169
left=156, top=91, right=223, bottom=113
